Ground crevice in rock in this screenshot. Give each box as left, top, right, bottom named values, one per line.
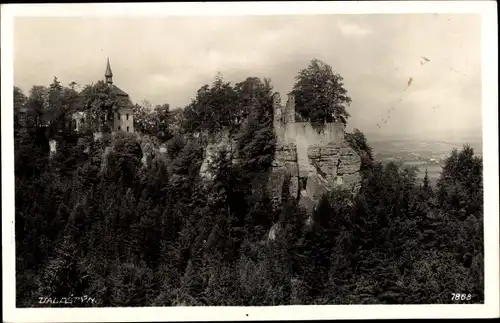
left=299, top=176, right=308, bottom=191
left=281, top=172, right=291, bottom=203
left=334, top=152, right=361, bottom=177
left=294, top=147, right=300, bottom=201
left=311, top=159, right=328, bottom=179
left=343, top=169, right=361, bottom=176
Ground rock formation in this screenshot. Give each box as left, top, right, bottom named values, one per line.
left=198, top=91, right=362, bottom=214
left=199, top=130, right=238, bottom=180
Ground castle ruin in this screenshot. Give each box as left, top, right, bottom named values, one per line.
left=198, top=90, right=362, bottom=214
left=268, top=92, right=361, bottom=213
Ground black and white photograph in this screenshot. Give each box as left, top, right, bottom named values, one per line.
left=2, top=2, right=499, bottom=321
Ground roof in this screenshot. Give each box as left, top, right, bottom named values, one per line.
left=109, top=84, right=129, bottom=97
left=73, top=83, right=132, bottom=113
left=77, top=83, right=129, bottom=97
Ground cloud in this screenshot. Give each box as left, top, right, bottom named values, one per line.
left=337, top=21, right=372, bottom=37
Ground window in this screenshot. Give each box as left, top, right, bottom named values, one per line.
left=118, top=126, right=121, bottom=131
left=127, top=126, right=129, bottom=132
left=117, top=113, right=120, bottom=120
left=126, top=114, right=129, bottom=120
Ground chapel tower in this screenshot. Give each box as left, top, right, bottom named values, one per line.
left=105, top=57, right=113, bottom=85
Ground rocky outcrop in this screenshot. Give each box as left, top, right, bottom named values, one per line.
left=199, top=130, right=237, bottom=180
left=198, top=134, right=361, bottom=213
left=268, top=143, right=361, bottom=212
left=306, top=145, right=361, bottom=196
left=267, top=144, right=300, bottom=210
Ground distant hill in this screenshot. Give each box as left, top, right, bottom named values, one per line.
left=363, top=128, right=482, bottom=145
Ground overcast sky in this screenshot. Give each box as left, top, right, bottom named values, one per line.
left=14, top=14, right=482, bottom=140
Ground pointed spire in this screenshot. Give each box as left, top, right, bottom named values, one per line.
left=105, top=57, right=113, bottom=85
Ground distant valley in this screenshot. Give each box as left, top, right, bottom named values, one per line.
left=369, top=138, right=483, bottom=185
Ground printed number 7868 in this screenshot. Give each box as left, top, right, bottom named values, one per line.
left=451, top=293, right=472, bottom=301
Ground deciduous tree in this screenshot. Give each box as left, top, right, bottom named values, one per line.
left=291, top=59, right=352, bottom=130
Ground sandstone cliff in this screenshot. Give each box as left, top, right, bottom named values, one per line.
left=268, top=142, right=361, bottom=213
left=199, top=132, right=361, bottom=213
left=199, top=130, right=237, bottom=180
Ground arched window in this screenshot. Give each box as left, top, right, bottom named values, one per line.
left=126, top=114, right=129, bottom=120
left=118, top=126, right=121, bottom=131
left=127, top=126, right=129, bottom=132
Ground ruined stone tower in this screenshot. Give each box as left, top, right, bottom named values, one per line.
left=268, top=90, right=361, bottom=214
left=273, top=92, right=298, bottom=145
left=272, top=92, right=283, bottom=141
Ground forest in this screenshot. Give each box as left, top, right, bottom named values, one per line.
left=14, top=59, right=484, bottom=306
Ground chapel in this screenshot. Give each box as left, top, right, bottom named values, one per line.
left=73, top=58, right=135, bottom=133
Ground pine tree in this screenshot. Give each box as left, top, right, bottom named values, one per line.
left=423, top=168, right=430, bottom=189
left=38, top=225, right=89, bottom=303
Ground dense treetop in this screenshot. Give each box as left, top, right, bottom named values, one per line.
left=291, top=59, right=352, bottom=129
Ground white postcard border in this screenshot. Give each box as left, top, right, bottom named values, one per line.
left=2, top=2, right=498, bottom=321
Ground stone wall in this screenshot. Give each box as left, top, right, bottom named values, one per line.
left=272, top=92, right=344, bottom=146
left=114, top=108, right=135, bottom=133
left=296, top=122, right=345, bottom=146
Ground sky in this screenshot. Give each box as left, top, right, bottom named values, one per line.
left=13, top=14, right=482, bottom=141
